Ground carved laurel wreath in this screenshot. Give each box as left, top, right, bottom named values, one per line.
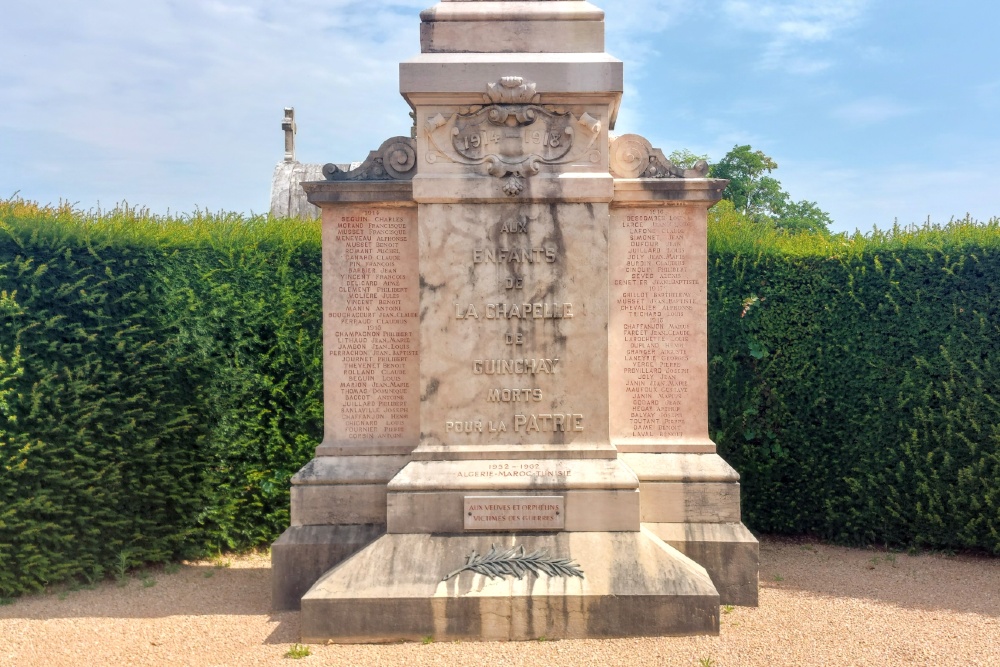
left=443, top=544, right=585, bottom=582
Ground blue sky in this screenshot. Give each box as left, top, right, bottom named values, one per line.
left=2, top=0, right=998, bottom=233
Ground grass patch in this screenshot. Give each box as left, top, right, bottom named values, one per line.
left=284, top=643, right=311, bottom=659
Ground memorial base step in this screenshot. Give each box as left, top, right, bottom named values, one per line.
left=299, top=528, right=720, bottom=643
left=271, top=524, right=384, bottom=611
left=645, top=522, right=760, bottom=606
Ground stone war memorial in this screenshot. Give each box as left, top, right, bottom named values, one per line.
left=271, top=0, right=759, bottom=642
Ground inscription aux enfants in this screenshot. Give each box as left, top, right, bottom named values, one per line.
left=445, top=214, right=589, bottom=437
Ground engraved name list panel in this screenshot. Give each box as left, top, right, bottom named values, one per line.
left=323, top=204, right=420, bottom=450
left=609, top=204, right=712, bottom=450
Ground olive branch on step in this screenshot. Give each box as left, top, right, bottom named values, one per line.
left=442, top=544, right=585, bottom=581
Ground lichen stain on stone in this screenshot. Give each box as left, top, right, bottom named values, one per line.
left=419, top=274, right=443, bottom=293
left=421, top=378, right=440, bottom=402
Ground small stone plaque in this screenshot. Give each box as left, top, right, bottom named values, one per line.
left=464, top=496, right=565, bottom=531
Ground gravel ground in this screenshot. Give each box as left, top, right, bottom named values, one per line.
left=1, top=536, right=998, bottom=667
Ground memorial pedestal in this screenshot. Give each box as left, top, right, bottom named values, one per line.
left=272, top=0, right=758, bottom=634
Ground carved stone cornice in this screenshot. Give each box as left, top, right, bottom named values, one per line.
left=609, top=134, right=709, bottom=180
left=323, top=137, right=417, bottom=181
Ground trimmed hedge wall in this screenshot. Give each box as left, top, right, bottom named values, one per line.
left=1, top=197, right=997, bottom=597
left=0, top=199, right=322, bottom=597
left=708, top=202, right=1000, bottom=552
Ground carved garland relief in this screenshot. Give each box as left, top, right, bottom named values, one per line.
left=424, top=77, right=603, bottom=196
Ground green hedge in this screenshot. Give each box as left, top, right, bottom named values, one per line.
left=0, top=199, right=322, bottom=597
left=1, top=196, right=998, bottom=598
left=708, top=202, right=1000, bottom=552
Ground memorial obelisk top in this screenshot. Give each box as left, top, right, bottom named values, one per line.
left=420, top=0, right=606, bottom=48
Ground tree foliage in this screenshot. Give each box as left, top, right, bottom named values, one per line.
left=708, top=144, right=833, bottom=235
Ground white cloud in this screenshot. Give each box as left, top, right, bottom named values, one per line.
left=722, top=0, right=869, bottom=73
left=0, top=0, right=425, bottom=212
left=832, top=97, right=916, bottom=125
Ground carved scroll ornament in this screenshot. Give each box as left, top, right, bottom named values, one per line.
left=425, top=77, right=603, bottom=196
left=323, top=136, right=417, bottom=181
left=609, top=134, right=709, bottom=180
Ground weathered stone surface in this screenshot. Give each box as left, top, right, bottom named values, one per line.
left=400, top=53, right=624, bottom=109
left=422, top=20, right=604, bottom=54
left=271, top=524, right=384, bottom=611
left=300, top=529, right=719, bottom=642
left=620, top=452, right=741, bottom=483
left=415, top=202, right=610, bottom=457
left=289, top=455, right=411, bottom=526
left=291, top=484, right=390, bottom=526
left=636, top=482, right=742, bottom=523
left=292, top=455, right=413, bottom=485
left=319, top=196, right=420, bottom=456
left=645, top=522, right=760, bottom=607
left=269, top=161, right=324, bottom=219
left=388, top=489, right=639, bottom=532
left=609, top=187, right=723, bottom=453
left=620, top=453, right=742, bottom=523
left=386, top=458, right=640, bottom=532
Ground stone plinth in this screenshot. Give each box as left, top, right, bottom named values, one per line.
left=420, top=1, right=606, bottom=54
left=271, top=524, right=384, bottom=611
left=644, top=522, right=760, bottom=607
left=300, top=529, right=719, bottom=643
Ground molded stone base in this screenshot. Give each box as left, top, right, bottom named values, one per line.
left=300, top=528, right=719, bottom=643
left=386, top=458, right=641, bottom=532
left=290, top=455, right=410, bottom=526
left=620, top=452, right=742, bottom=523
left=271, top=524, right=384, bottom=611
left=644, top=522, right=759, bottom=607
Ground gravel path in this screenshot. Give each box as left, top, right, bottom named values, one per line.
left=2, top=536, right=998, bottom=667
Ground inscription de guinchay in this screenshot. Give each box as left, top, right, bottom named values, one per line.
left=324, top=206, right=419, bottom=446
left=609, top=206, right=710, bottom=445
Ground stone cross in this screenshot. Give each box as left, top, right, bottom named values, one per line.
left=282, top=107, right=296, bottom=163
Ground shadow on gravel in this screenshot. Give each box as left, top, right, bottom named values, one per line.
left=0, top=564, right=287, bottom=621
left=758, top=535, right=1000, bottom=618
